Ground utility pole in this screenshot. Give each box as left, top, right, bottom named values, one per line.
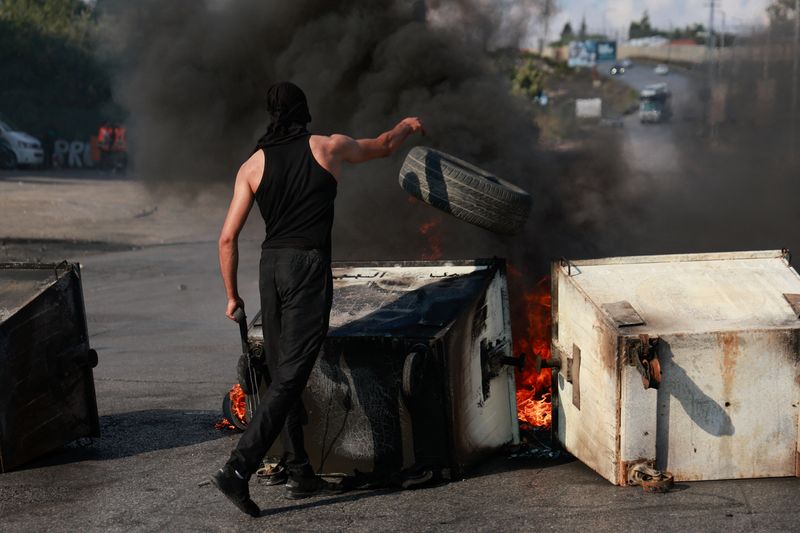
left=539, top=0, right=556, bottom=55
left=792, top=0, right=799, bottom=152
left=706, top=0, right=717, bottom=61
left=706, top=0, right=718, bottom=139
left=718, top=10, right=726, bottom=77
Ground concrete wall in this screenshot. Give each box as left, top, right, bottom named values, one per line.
left=619, top=43, right=797, bottom=65
left=539, top=42, right=796, bottom=67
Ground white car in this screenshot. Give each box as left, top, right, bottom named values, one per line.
left=654, top=63, right=670, bottom=75
left=0, top=117, right=44, bottom=167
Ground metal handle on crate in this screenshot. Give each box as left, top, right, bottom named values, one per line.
left=559, top=257, right=580, bottom=276
left=402, top=344, right=430, bottom=399
left=232, top=308, right=249, bottom=355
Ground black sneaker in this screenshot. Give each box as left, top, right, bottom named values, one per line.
left=284, top=475, right=344, bottom=500
left=210, top=465, right=260, bottom=517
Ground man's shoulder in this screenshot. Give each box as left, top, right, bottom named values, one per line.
left=311, top=134, right=352, bottom=148
left=239, top=150, right=265, bottom=192
left=243, top=148, right=265, bottom=171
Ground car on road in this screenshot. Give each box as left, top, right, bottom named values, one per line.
left=0, top=115, right=44, bottom=167
left=620, top=58, right=634, bottom=68
left=654, top=63, right=670, bottom=75
left=609, top=63, right=626, bottom=76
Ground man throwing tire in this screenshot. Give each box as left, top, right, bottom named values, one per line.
left=211, top=81, right=424, bottom=517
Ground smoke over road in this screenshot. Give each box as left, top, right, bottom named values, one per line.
left=615, top=31, right=800, bottom=259
left=99, top=1, right=798, bottom=269
left=98, top=0, right=630, bottom=266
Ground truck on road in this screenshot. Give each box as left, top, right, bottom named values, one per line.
left=639, top=83, right=672, bottom=123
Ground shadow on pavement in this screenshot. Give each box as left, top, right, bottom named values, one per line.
left=259, top=488, right=395, bottom=517
left=16, top=409, right=227, bottom=471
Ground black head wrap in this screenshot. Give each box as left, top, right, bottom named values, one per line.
left=253, top=82, right=312, bottom=152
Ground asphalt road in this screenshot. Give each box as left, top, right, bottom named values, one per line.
left=597, top=60, right=701, bottom=202
left=2, top=171, right=800, bottom=529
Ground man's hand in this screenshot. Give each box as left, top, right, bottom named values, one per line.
left=399, top=117, right=425, bottom=136
left=226, top=296, right=244, bottom=321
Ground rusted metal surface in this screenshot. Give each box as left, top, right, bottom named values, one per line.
left=602, top=301, right=646, bottom=327
left=246, top=259, right=518, bottom=477
left=0, top=262, right=100, bottom=472
left=554, top=250, right=800, bottom=485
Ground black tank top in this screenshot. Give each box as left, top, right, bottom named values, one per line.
left=255, top=138, right=337, bottom=255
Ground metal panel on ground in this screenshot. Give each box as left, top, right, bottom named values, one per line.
left=553, top=250, right=800, bottom=484
left=0, top=262, right=100, bottom=472
left=246, top=259, right=519, bottom=477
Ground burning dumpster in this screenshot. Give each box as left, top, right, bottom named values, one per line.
left=551, top=250, right=800, bottom=485
left=235, top=259, right=521, bottom=478
left=0, top=262, right=100, bottom=472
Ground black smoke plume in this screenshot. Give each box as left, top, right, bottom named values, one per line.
left=97, top=0, right=626, bottom=266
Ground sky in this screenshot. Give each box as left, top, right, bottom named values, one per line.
left=550, top=0, right=770, bottom=40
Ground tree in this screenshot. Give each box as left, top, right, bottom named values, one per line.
left=767, top=0, right=798, bottom=22
left=578, top=16, right=587, bottom=39
left=560, top=21, right=574, bottom=42
left=629, top=10, right=657, bottom=39
left=511, top=58, right=546, bottom=100
left=0, top=0, right=114, bottom=137
left=536, top=0, right=559, bottom=53
left=0, top=0, right=93, bottom=44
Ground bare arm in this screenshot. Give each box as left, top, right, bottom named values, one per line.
left=218, top=153, right=260, bottom=320
left=331, top=117, right=425, bottom=165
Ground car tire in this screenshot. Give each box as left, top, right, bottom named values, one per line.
left=221, top=391, right=248, bottom=431
left=399, top=146, right=531, bottom=235
left=0, top=150, right=17, bottom=170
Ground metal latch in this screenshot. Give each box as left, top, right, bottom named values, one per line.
left=480, top=339, right=525, bottom=403
left=549, top=342, right=581, bottom=409
left=625, top=335, right=661, bottom=389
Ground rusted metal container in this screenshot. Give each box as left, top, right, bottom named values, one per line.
left=551, top=250, right=800, bottom=485
left=0, top=262, right=99, bottom=472
left=244, top=259, right=520, bottom=478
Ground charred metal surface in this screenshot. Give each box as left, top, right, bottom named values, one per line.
left=246, top=259, right=517, bottom=477
left=0, top=262, right=100, bottom=473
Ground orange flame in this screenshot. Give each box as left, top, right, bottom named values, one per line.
left=214, top=383, right=248, bottom=431
left=510, top=271, right=553, bottom=429
left=214, top=417, right=236, bottom=431
left=229, top=383, right=247, bottom=423
left=419, top=217, right=444, bottom=260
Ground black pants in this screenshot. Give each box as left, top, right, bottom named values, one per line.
left=229, top=248, right=332, bottom=476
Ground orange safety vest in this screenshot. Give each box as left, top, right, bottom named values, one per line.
left=112, top=127, right=127, bottom=152
left=98, top=126, right=113, bottom=150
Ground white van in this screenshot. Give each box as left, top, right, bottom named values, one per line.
left=0, top=116, right=44, bottom=167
